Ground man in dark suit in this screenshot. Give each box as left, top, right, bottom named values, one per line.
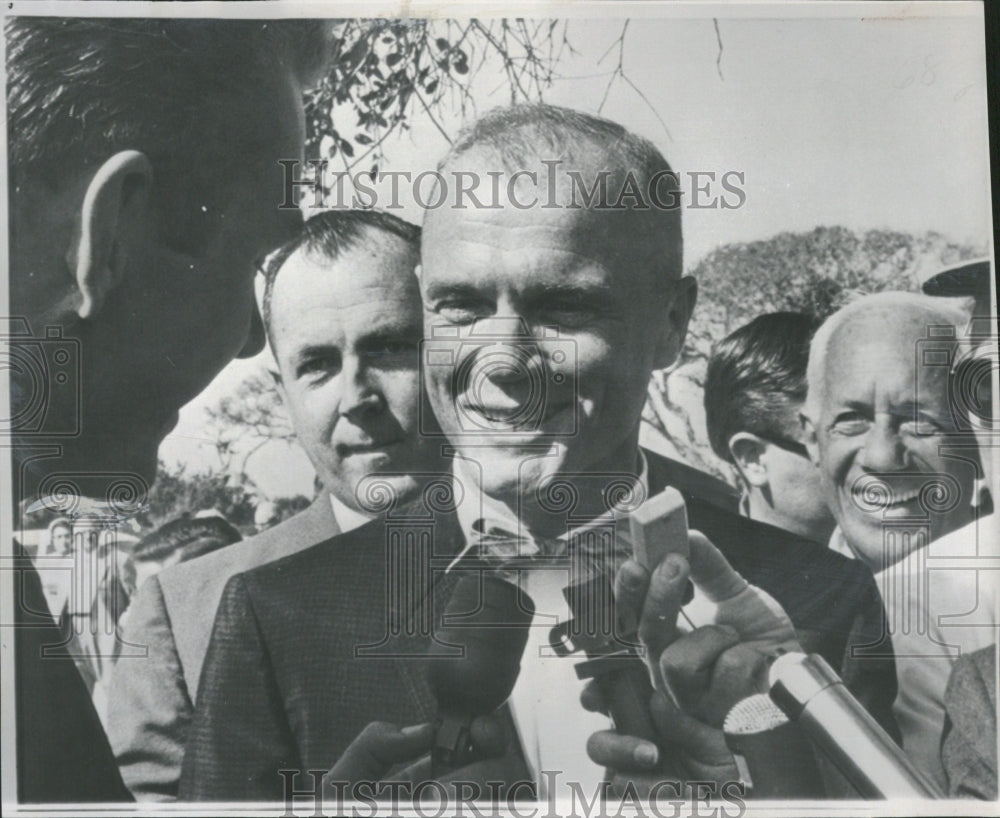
left=182, top=104, right=892, bottom=802
left=5, top=17, right=330, bottom=803
left=108, top=210, right=442, bottom=800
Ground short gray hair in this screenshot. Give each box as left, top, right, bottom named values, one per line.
left=437, top=103, right=683, bottom=282
left=805, top=291, right=971, bottom=418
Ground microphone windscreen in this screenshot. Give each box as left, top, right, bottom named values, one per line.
left=427, top=575, right=535, bottom=717
left=724, top=694, right=826, bottom=798
left=723, top=693, right=789, bottom=734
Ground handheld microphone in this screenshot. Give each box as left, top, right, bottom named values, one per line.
left=769, top=652, right=942, bottom=798
left=723, top=693, right=825, bottom=798
left=426, top=575, right=535, bottom=774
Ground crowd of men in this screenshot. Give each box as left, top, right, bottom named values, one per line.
left=6, top=16, right=997, bottom=806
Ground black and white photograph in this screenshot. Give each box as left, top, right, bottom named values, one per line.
left=1, top=1, right=997, bottom=815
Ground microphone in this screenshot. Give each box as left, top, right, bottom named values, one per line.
left=769, top=652, right=942, bottom=798
left=723, top=693, right=825, bottom=798
left=426, top=575, right=535, bottom=774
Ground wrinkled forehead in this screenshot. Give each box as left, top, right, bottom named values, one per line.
left=270, top=236, right=420, bottom=333
left=823, top=310, right=957, bottom=399
left=424, top=148, right=681, bottom=277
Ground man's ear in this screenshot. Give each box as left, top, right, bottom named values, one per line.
left=67, top=150, right=153, bottom=319
left=654, top=276, right=697, bottom=369
left=800, top=411, right=821, bottom=466
left=728, top=432, right=769, bottom=488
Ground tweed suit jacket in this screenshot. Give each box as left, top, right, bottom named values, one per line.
left=107, top=496, right=339, bottom=801
left=181, top=450, right=895, bottom=801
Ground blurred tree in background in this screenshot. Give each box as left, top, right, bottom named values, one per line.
left=642, top=226, right=985, bottom=481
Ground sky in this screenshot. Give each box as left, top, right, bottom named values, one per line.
left=157, top=6, right=993, bottom=499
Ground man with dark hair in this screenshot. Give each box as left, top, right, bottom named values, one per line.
left=108, top=209, right=442, bottom=801
left=182, top=103, right=891, bottom=802
left=5, top=16, right=331, bottom=802
left=704, top=312, right=835, bottom=542
left=129, top=515, right=243, bottom=595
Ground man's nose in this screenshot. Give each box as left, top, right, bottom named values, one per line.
left=858, top=419, right=907, bottom=472
left=339, top=359, right=382, bottom=419
left=236, top=303, right=267, bottom=359
left=467, top=317, right=540, bottom=385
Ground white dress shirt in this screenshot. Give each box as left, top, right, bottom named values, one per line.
left=449, top=452, right=650, bottom=799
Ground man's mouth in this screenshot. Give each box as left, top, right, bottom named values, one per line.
left=851, top=482, right=924, bottom=511
left=337, top=439, right=403, bottom=456
left=461, top=399, right=569, bottom=430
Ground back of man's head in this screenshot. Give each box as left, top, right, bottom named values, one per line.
left=434, top=102, right=683, bottom=282
left=6, top=16, right=330, bottom=254
left=133, top=514, right=242, bottom=567
left=705, top=312, right=819, bottom=462
left=261, top=208, right=421, bottom=342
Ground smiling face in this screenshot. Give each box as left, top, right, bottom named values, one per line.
left=270, top=230, right=437, bottom=513
left=419, top=178, right=692, bottom=509
left=803, top=314, right=977, bottom=569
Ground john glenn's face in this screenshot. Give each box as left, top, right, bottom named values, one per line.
left=419, top=196, right=691, bottom=505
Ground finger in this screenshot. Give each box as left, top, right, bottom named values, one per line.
left=586, top=729, right=660, bottom=772
left=700, top=644, right=770, bottom=728
left=687, top=531, right=749, bottom=602
left=614, top=559, right=650, bottom=637
left=469, top=713, right=506, bottom=758
left=326, top=721, right=434, bottom=781
left=580, top=680, right=609, bottom=715
left=648, top=691, right=734, bottom=771
left=637, top=553, right=691, bottom=660
left=658, top=625, right=739, bottom=711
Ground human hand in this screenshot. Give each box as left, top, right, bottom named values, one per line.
left=614, top=530, right=799, bottom=690
left=322, top=714, right=518, bottom=801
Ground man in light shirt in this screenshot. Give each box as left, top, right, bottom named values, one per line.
left=800, top=289, right=992, bottom=788
left=109, top=210, right=442, bottom=800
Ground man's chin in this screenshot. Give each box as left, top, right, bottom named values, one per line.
left=346, top=472, right=424, bottom=514
left=455, top=446, right=565, bottom=502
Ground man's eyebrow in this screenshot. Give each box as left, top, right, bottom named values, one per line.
left=892, top=401, right=946, bottom=420
left=290, top=343, right=341, bottom=363
left=355, top=324, right=422, bottom=351
left=832, top=400, right=874, bottom=416
left=422, top=282, right=486, bottom=301
left=521, top=281, right=617, bottom=303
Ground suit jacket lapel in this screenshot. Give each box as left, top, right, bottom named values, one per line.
left=376, top=501, right=467, bottom=721
left=298, top=492, right=340, bottom=540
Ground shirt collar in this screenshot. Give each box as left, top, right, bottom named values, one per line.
left=451, top=449, right=649, bottom=564
left=826, top=525, right=858, bottom=560
left=328, top=492, right=376, bottom=534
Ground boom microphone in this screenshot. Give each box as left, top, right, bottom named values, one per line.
left=769, top=652, right=942, bottom=798
left=426, top=575, right=535, bottom=774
